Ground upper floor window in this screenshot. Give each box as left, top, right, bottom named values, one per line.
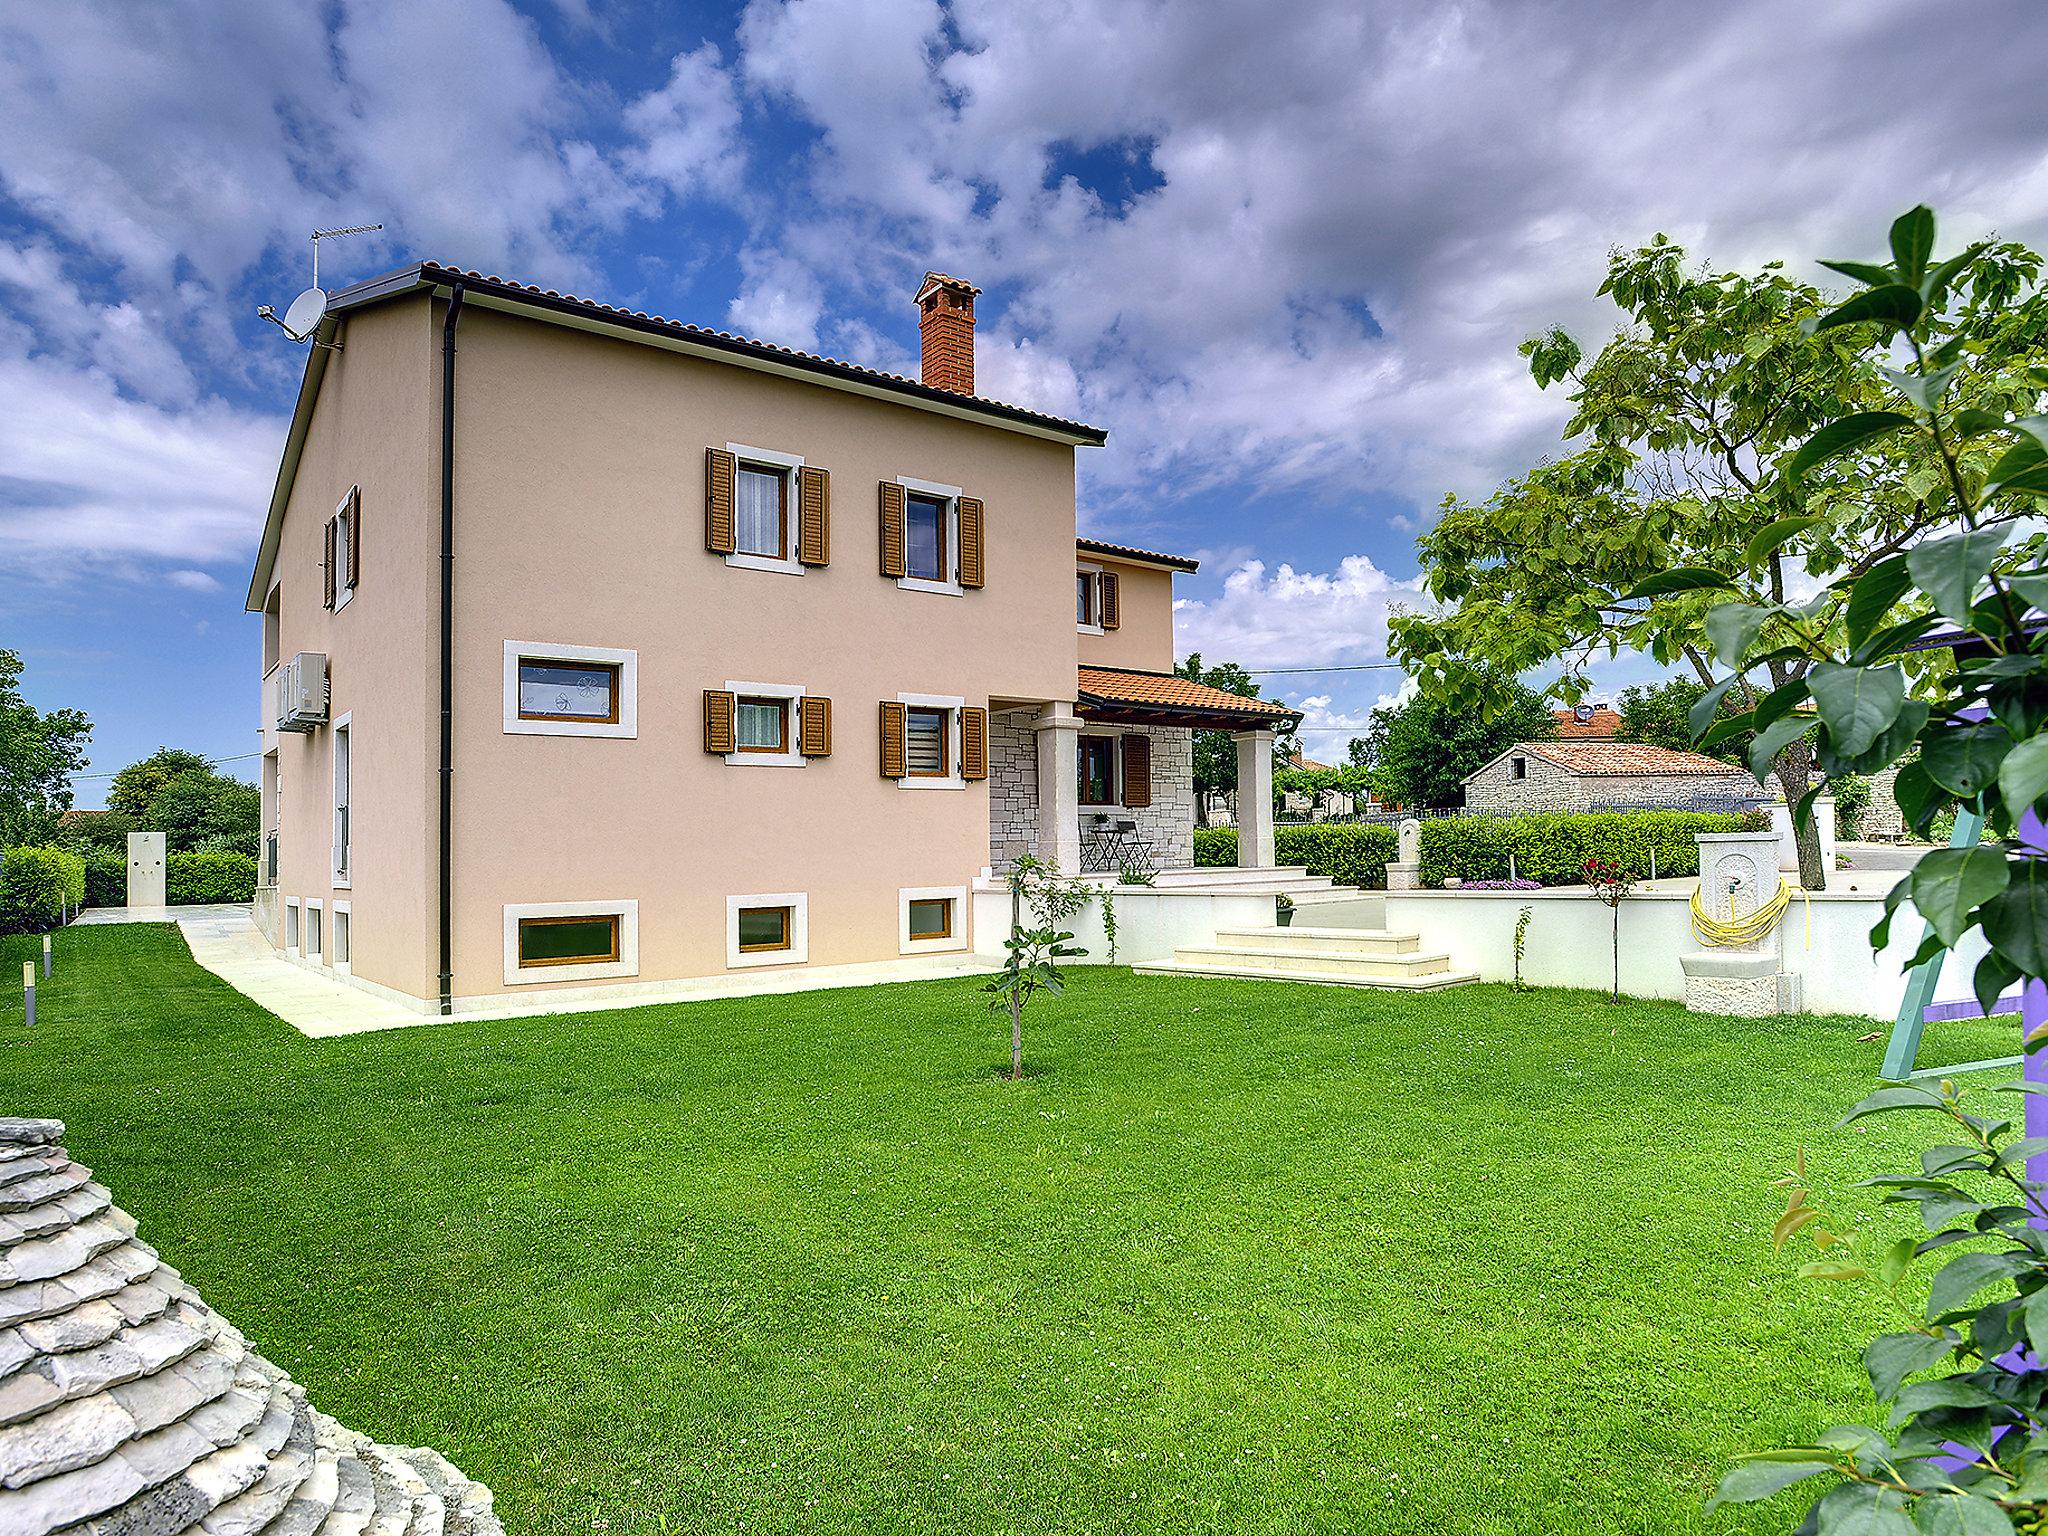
left=735, top=463, right=789, bottom=560
left=1077, top=570, right=1097, bottom=626
left=736, top=695, right=790, bottom=754
left=324, top=486, right=359, bottom=610
left=1077, top=565, right=1119, bottom=633
left=905, top=705, right=950, bottom=777
left=905, top=493, right=949, bottom=582
left=503, top=641, right=638, bottom=739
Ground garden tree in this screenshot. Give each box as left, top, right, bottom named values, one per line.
left=105, top=747, right=261, bottom=856
left=1345, top=736, right=1371, bottom=767
left=1693, top=209, right=2048, bottom=1532
left=1614, top=677, right=1749, bottom=765
left=1389, top=227, right=2045, bottom=888
left=0, top=649, right=92, bottom=846
left=1357, top=667, right=1555, bottom=808
left=1173, top=654, right=1296, bottom=815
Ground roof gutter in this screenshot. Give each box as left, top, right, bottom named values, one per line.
left=437, top=282, right=464, bottom=1017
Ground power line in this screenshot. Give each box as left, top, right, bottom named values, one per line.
left=66, top=751, right=262, bottom=782
left=1242, top=663, right=1405, bottom=675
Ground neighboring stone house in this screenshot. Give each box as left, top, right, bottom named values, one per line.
left=0, top=1117, right=501, bottom=1535
left=1462, top=740, right=1766, bottom=815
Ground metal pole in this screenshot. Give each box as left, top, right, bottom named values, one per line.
left=42, top=935, right=51, bottom=979
left=23, top=961, right=34, bottom=1028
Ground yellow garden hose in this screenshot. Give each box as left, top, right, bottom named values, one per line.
left=1690, top=876, right=1809, bottom=948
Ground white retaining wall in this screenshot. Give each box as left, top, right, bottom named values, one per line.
left=1378, top=873, right=1989, bottom=1020
left=971, top=885, right=1280, bottom=967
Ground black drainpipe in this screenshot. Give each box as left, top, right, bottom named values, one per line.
left=438, top=283, right=464, bottom=1015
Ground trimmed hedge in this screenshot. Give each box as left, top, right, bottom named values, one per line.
left=1193, top=811, right=1761, bottom=890
left=1192, top=824, right=1400, bottom=888
left=0, top=846, right=87, bottom=933
left=84, top=853, right=125, bottom=908
left=166, top=851, right=258, bottom=905
left=1417, top=811, right=1757, bottom=887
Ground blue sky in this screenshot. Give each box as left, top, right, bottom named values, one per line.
left=3, top=0, right=2044, bottom=800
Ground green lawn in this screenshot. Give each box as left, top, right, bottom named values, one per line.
left=0, top=925, right=2018, bottom=1534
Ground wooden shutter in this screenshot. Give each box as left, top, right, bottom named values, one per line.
left=878, top=700, right=907, bottom=778
left=322, top=517, right=337, bottom=609
left=1099, top=571, right=1120, bottom=630
left=703, top=690, right=736, bottom=754
left=705, top=448, right=737, bottom=555
left=958, top=496, right=985, bottom=588
left=961, top=707, right=989, bottom=781
left=878, top=482, right=906, bottom=577
left=345, top=486, right=361, bottom=589
left=1121, top=733, right=1152, bottom=808
left=799, top=695, right=832, bottom=757
left=796, top=466, right=830, bottom=566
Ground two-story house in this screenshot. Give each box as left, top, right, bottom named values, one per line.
left=247, top=264, right=1300, bottom=1015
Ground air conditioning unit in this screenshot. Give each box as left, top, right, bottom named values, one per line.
left=274, top=651, right=329, bottom=732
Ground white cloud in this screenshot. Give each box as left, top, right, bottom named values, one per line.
left=623, top=45, right=745, bottom=201
left=1173, top=554, right=1422, bottom=671
left=727, top=248, right=826, bottom=350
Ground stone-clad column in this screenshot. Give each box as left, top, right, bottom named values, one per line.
left=1035, top=702, right=1082, bottom=873
left=1234, top=728, right=1276, bottom=868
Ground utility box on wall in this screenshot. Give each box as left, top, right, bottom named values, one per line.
left=127, top=831, right=166, bottom=909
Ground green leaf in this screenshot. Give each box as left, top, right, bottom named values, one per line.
left=1845, top=556, right=1914, bottom=649
left=1908, top=527, right=2014, bottom=625
left=1950, top=407, right=2011, bottom=440
left=1922, top=723, right=2012, bottom=798
left=1705, top=1455, right=1838, bottom=1510
left=1891, top=760, right=1947, bottom=834
left=2006, top=571, right=2048, bottom=614
left=1920, top=242, right=1989, bottom=309
left=1984, top=435, right=2048, bottom=497
left=1889, top=206, right=1936, bottom=284
left=1974, top=952, right=2021, bottom=1023
left=1913, top=1491, right=2020, bottom=1535
left=1753, top=679, right=1811, bottom=732
left=1707, top=601, right=1777, bottom=668
left=1809, top=663, right=1906, bottom=757
left=1809, top=284, right=1923, bottom=336
left=1699, top=709, right=1757, bottom=750
left=1926, top=1249, right=2022, bottom=1321
left=1982, top=862, right=2048, bottom=978
left=1748, top=713, right=1814, bottom=782
left=1688, top=674, right=1746, bottom=741
left=1819, top=258, right=1894, bottom=287
left=1852, top=617, right=1938, bottom=666
left=1879, top=363, right=1962, bottom=414
left=1908, top=847, right=2012, bottom=947
left=1744, top=515, right=1827, bottom=565
left=1623, top=567, right=1738, bottom=598
left=1998, top=734, right=2048, bottom=819
left=1840, top=1084, right=1949, bottom=1124
left=1835, top=700, right=1929, bottom=778
left=1786, top=412, right=1916, bottom=488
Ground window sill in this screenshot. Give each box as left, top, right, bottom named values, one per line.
left=332, top=874, right=352, bottom=890
left=900, top=775, right=966, bottom=792
left=1077, top=622, right=1105, bottom=636
left=335, top=587, right=354, bottom=613
left=896, top=576, right=963, bottom=598
left=725, top=552, right=805, bottom=577
left=725, top=751, right=805, bottom=768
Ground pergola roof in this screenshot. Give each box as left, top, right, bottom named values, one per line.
left=1076, top=666, right=1301, bottom=731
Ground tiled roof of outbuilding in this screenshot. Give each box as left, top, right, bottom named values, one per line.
left=1514, top=741, right=1755, bottom=776
left=0, top=1117, right=502, bottom=1536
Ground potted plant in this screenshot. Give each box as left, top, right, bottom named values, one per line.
left=1275, top=892, right=1295, bottom=927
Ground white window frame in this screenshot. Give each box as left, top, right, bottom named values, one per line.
left=725, top=443, right=807, bottom=577
left=899, top=885, right=968, bottom=955
left=727, top=892, right=809, bottom=969
left=331, top=712, right=352, bottom=887
left=895, top=475, right=963, bottom=597
left=1078, top=729, right=1126, bottom=811
left=896, top=692, right=965, bottom=790
left=502, top=899, right=640, bottom=986
left=724, top=680, right=807, bottom=768
left=331, top=489, right=355, bottom=611
left=305, top=898, right=325, bottom=966
left=504, top=641, right=638, bottom=739
left=1076, top=560, right=1105, bottom=635
left=283, top=897, right=301, bottom=955
left=331, top=899, right=352, bottom=976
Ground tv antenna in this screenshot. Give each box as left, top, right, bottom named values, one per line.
left=258, top=223, right=383, bottom=346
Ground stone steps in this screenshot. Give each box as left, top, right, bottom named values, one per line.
left=1134, top=925, right=1479, bottom=992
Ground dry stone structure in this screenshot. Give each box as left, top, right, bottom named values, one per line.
left=0, top=1117, right=501, bottom=1536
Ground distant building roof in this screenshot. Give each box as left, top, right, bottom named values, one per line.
left=1468, top=739, right=1757, bottom=782
left=1553, top=705, right=1623, bottom=739
left=1284, top=749, right=1335, bottom=771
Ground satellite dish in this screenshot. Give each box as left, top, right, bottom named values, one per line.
left=1574, top=703, right=1596, bottom=722
left=279, top=287, right=328, bottom=342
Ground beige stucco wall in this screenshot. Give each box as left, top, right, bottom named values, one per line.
left=264, top=299, right=438, bottom=998
left=436, top=302, right=1082, bottom=998
left=1077, top=558, right=1175, bottom=671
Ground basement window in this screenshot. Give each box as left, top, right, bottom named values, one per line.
left=517, top=914, right=621, bottom=968
left=728, top=892, right=809, bottom=968
left=502, top=901, right=640, bottom=985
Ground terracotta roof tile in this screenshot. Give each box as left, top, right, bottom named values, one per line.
left=389, top=263, right=1103, bottom=441
left=1078, top=666, right=1299, bottom=722
left=1076, top=537, right=1200, bottom=572
left=1553, top=705, right=1623, bottom=738
left=1515, top=740, right=1757, bottom=776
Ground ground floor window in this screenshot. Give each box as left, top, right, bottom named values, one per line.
left=518, top=914, right=622, bottom=967
left=284, top=899, right=300, bottom=951
left=503, top=641, right=638, bottom=738
left=306, top=901, right=324, bottom=963
left=900, top=885, right=968, bottom=955
left=1079, top=735, right=1118, bottom=805
left=728, top=893, right=808, bottom=968
left=502, top=901, right=640, bottom=985
left=332, top=904, right=351, bottom=971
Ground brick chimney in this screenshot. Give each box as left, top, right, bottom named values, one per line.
left=916, top=272, right=980, bottom=394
